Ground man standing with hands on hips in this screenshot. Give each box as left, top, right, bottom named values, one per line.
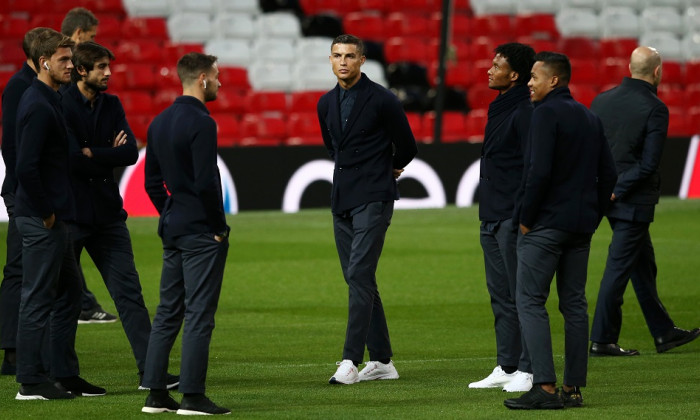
left=317, top=34, right=417, bottom=385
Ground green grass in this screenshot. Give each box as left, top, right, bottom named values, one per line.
left=1, top=198, right=699, bottom=418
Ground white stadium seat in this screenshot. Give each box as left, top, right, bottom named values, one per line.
left=641, top=7, right=685, bottom=36
left=560, top=0, right=602, bottom=10
left=291, top=63, right=336, bottom=92
left=362, top=60, right=388, bottom=88
left=167, top=12, right=213, bottom=43
left=205, top=39, right=252, bottom=67
left=214, top=13, right=257, bottom=40
left=253, top=38, right=297, bottom=64
left=296, top=37, right=335, bottom=63
left=601, top=0, right=642, bottom=10
left=556, top=8, right=600, bottom=37
left=214, top=0, right=261, bottom=14
left=470, top=0, right=518, bottom=16
left=682, top=32, right=700, bottom=60
left=249, top=62, right=294, bottom=91
left=600, top=7, right=641, bottom=38
left=517, top=0, right=562, bottom=13
left=256, top=11, right=302, bottom=39
left=122, top=0, right=173, bottom=17
left=639, top=31, right=684, bottom=61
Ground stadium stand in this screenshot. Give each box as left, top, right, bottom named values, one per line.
left=0, top=0, right=699, bottom=148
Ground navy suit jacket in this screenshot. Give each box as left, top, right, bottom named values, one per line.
left=317, top=73, right=417, bottom=214
left=590, top=77, right=667, bottom=222
left=61, top=83, right=138, bottom=225
left=518, top=87, right=617, bottom=234
left=145, top=96, right=227, bottom=239
left=1, top=62, right=36, bottom=199
left=14, top=79, right=75, bottom=221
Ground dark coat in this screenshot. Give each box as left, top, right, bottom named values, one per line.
left=518, top=87, right=617, bottom=234
left=1, top=62, right=36, bottom=198
left=145, top=96, right=227, bottom=239
left=317, top=73, right=417, bottom=214
left=14, top=79, right=75, bottom=221
left=61, top=83, right=138, bottom=225
left=479, top=83, right=532, bottom=222
left=590, top=77, right=667, bottom=222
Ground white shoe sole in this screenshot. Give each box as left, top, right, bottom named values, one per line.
left=359, top=372, right=399, bottom=381
left=16, top=393, right=49, bottom=400
left=329, top=377, right=359, bottom=384
left=176, top=408, right=231, bottom=415
left=142, top=406, right=178, bottom=413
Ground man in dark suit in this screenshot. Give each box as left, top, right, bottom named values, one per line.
left=142, top=52, right=230, bottom=415
left=504, top=52, right=617, bottom=410
left=0, top=27, right=43, bottom=376
left=61, top=41, right=178, bottom=389
left=317, top=34, right=417, bottom=385
left=14, top=28, right=105, bottom=400
left=589, top=46, right=700, bottom=357
left=469, top=42, right=535, bottom=393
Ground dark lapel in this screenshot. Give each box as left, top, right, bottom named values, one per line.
left=340, top=74, right=372, bottom=144
left=326, top=84, right=342, bottom=147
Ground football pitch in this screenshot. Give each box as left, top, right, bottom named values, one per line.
left=0, top=199, right=699, bottom=418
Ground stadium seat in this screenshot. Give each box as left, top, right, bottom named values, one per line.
left=667, top=107, right=690, bottom=137
left=657, top=85, right=685, bottom=107
left=253, top=38, right=296, bottom=64
left=600, top=7, right=641, bottom=39
left=127, top=114, right=152, bottom=144
left=245, top=91, right=288, bottom=114
left=0, top=40, right=26, bottom=69
left=0, top=14, right=32, bottom=41
left=470, top=0, right=517, bottom=16
left=296, top=36, right=334, bottom=62
left=467, top=15, right=514, bottom=39
left=120, top=91, right=154, bottom=115
left=662, top=61, right=684, bottom=86
left=218, top=66, right=250, bottom=91
left=95, top=15, right=123, bottom=43
left=641, top=7, right=684, bottom=37
left=384, top=37, right=432, bottom=66
left=123, top=17, right=169, bottom=41
left=685, top=8, right=700, bottom=33
left=300, top=14, right=343, bottom=38
left=516, top=37, right=557, bottom=54
left=682, top=33, right=700, bottom=62
left=290, top=91, right=325, bottom=112
left=516, top=0, right=561, bottom=14
left=464, top=109, right=488, bottom=142
left=240, top=113, right=287, bottom=145
left=556, top=8, right=600, bottom=38
left=422, top=111, right=467, bottom=142
left=167, top=12, right=213, bottom=43
left=208, top=88, right=247, bottom=114
left=115, top=40, right=164, bottom=63
left=388, top=62, right=430, bottom=88
left=429, top=60, right=473, bottom=89
left=122, top=0, right=171, bottom=17
left=386, top=12, right=439, bottom=38
left=290, top=62, right=335, bottom=91
left=215, top=0, right=261, bottom=14
left=177, top=0, right=216, bottom=13
left=343, top=11, right=385, bottom=42
left=684, top=62, right=700, bottom=85
left=601, top=57, right=630, bottom=85
left=514, top=14, right=559, bottom=41
left=152, top=88, right=179, bottom=113
left=285, top=111, right=323, bottom=146
left=92, top=0, right=126, bottom=15
left=213, top=13, right=257, bottom=40
left=257, top=11, right=302, bottom=39
left=111, top=63, right=156, bottom=90
left=688, top=106, right=700, bottom=135
left=154, top=65, right=180, bottom=89
left=205, top=39, right=252, bottom=67
left=29, top=13, right=64, bottom=31
left=600, top=38, right=638, bottom=59
left=639, top=32, right=684, bottom=62
left=560, top=0, right=602, bottom=7
left=162, top=41, right=204, bottom=63
left=640, top=0, right=686, bottom=9
left=601, top=0, right=642, bottom=10
left=568, top=84, right=598, bottom=108
left=211, top=113, right=241, bottom=146
left=249, top=62, right=294, bottom=91
left=363, top=59, right=389, bottom=87
left=570, top=59, right=601, bottom=86
left=557, top=37, right=601, bottom=60
left=467, top=84, right=497, bottom=111
left=405, top=111, right=430, bottom=143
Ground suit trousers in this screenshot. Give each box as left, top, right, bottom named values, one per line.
left=590, top=218, right=674, bottom=343
left=142, top=233, right=228, bottom=394
left=516, top=226, right=590, bottom=387
left=72, top=221, right=152, bottom=372
left=0, top=195, right=22, bottom=350
left=480, top=219, right=530, bottom=372
left=333, top=201, right=393, bottom=364
left=14, top=217, right=81, bottom=383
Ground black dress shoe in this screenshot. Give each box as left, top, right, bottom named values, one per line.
left=655, top=327, right=700, bottom=353
left=504, top=386, right=564, bottom=410
left=590, top=342, right=640, bottom=356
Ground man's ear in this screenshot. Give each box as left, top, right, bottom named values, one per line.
left=77, top=65, right=88, bottom=77
left=550, top=75, right=559, bottom=88
left=510, top=71, right=519, bottom=82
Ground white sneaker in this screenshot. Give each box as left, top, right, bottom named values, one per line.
left=502, top=370, right=533, bottom=392
left=329, top=360, right=359, bottom=384
left=468, top=366, right=516, bottom=388
left=358, top=360, right=400, bottom=381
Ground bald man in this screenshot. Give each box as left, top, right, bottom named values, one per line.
left=589, top=46, right=700, bottom=357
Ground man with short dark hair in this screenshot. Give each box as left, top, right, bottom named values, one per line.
left=14, top=28, right=105, bottom=400
left=61, top=41, right=179, bottom=390
left=589, top=46, right=700, bottom=357
left=318, top=34, right=417, bottom=385
left=142, top=52, right=230, bottom=415
left=469, top=43, right=535, bottom=393
left=0, top=27, right=46, bottom=376
left=504, top=52, right=617, bottom=410
left=61, top=7, right=98, bottom=44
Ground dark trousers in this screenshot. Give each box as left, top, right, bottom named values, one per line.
left=142, top=233, right=228, bottom=394
left=14, top=217, right=81, bottom=383
left=80, top=271, right=101, bottom=311
left=72, top=221, right=152, bottom=372
left=0, top=195, right=21, bottom=350
left=516, top=226, right=590, bottom=387
left=333, top=201, right=393, bottom=364
left=480, top=219, right=530, bottom=372
left=591, top=218, right=674, bottom=343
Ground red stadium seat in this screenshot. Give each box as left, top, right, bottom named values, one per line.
left=29, top=14, right=64, bottom=30
left=359, top=0, right=389, bottom=13
left=557, top=37, right=600, bottom=60
left=662, top=61, right=683, bottom=86
left=162, top=42, right=204, bottom=64
left=423, top=111, right=467, bottom=142
left=92, top=0, right=126, bottom=15
left=657, top=85, right=686, bottom=108
left=111, top=63, right=156, bottom=90
left=115, top=40, right=164, bottom=63
left=218, top=66, right=250, bottom=92
left=601, top=57, right=629, bottom=86
left=154, top=65, right=180, bottom=89
left=599, top=38, right=637, bottom=59
left=386, top=12, right=439, bottom=38
left=126, top=114, right=153, bottom=144
left=514, top=14, right=559, bottom=41
left=570, top=59, right=600, bottom=87
left=290, top=91, right=325, bottom=112
left=245, top=91, right=288, bottom=114
left=343, top=12, right=385, bottom=42
left=0, top=14, right=31, bottom=41
left=95, top=14, right=123, bottom=43
left=405, top=111, right=431, bottom=143
left=430, top=59, right=474, bottom=89
left=120, top=91, right=154, bottom=115
left=0, top=39, right=26, bottom=70
left=152, top=88, right=179, bottom=113
left=667, top=107, right=690, bottom=137
left=208, top=88, right=246, bottom=114
left=122, top=17, right=168, bottom=41
left=286, top=112, right=323, bottom=146
left=683, top=61, right=700, bottom=85
left=240, top=114, right=287, bottom=145
left=212, top=113, right=240, bottom=146
left=451, top=13, right=472, bottom=38
left=687, top=84, right=700, bottom=107
left=688, top=106, right=700, bottom=135
left=468, top=15, right=514, bottom=39
left=568, top=84, right=598, bottom=108
left=467, top=84, right=496, bottom=111
left=465, top=109, right=488, bottom=143
left=469, top=59, right=493, bottom=90
left=516, top=37, right=556, bottom=54
left=384, top=37, right=433, bottom=66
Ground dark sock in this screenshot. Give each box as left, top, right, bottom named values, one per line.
left=502, top=365, right=517, bottom=374
left=352, top=361, right=360, bottom=367
left=379, top=358, right=391, bottom=365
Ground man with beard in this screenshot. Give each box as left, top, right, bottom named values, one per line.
left=14, top=28, right=105, bottom=400
left=60, top=41, right=179, bottom=390
left=469, top=43, right=535, bottom=393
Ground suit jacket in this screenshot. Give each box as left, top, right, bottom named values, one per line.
left=1, top=62, right=36, bottom=198
left=317, top=73, right=417, bottom=214
left=518, top=87, right=617, bottom=234
left=61, top=83, right=138, bottom=225
left=479, top=83, right=532, bottom=222
left=145, top=95, right=227, bottom=239
left=590, top=77, right=667, bottom=222
left=14, top=79, right=75, bottom=221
